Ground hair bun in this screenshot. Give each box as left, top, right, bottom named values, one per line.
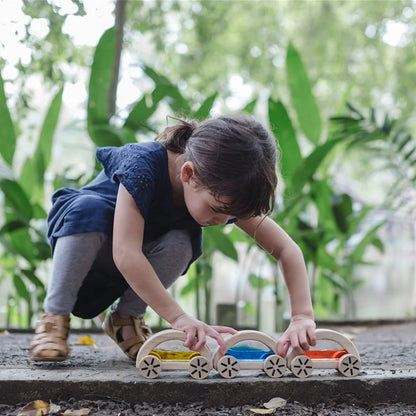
left=156, top=117, right=198, bottom=153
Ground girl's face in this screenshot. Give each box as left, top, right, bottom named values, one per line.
left=181, top=162, right=234, bottom=226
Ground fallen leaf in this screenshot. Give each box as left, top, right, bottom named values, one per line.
left=62, top=408, right=91, bottom=415
left=0, top=330, right=9, bottom=335
left=264, top=397, right=287, bottom=409
left=17, top=400, right=60, bottom=416
left=76, top=336, right=97, bottom=346
left=249, top=409, right=274, bottom=414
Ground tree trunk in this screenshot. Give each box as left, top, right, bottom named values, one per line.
left=109, top=0, right=127, bottom=118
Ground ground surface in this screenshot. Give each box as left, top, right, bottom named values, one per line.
left=0, top=321, right=415, bottom=415
left=1, top=399, right=416, bottom=415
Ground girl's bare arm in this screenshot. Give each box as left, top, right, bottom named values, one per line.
left=236, top=216, right=316, bottom=356
left=112, top=184, right=235, bottom=352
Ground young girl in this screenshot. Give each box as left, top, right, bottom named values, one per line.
left=30, top=115, right=316, bottom=362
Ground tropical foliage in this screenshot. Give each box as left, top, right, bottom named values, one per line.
left=0, top=1, right=414, bottom=328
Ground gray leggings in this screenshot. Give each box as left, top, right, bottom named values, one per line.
left=44, top=229, right=193, bottom=318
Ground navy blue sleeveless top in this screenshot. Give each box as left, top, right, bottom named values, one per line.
left=47, top=141, right=202, bottom=269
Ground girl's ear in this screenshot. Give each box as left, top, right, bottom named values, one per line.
left=181, top=161, right=195, bottom=183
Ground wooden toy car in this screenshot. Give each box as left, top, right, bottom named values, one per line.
left=136, top=329, right=212, bottom=379
left=287, top=328, right=361, bottom=378
left=212, top=330, right=286, bottom=379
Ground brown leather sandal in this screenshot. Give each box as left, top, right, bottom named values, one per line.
left=102, top=309, right=152, bottom=360
left=30, top=312, right=70, bottom=362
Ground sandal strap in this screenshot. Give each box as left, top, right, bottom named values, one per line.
left=30, top=312, right=70, bottom=362
left=35, top=313, right=70, bottom=336
left=103, top=310, right=152, bottom=360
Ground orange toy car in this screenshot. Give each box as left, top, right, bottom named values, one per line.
left=287, top=328, right=361, bottom=378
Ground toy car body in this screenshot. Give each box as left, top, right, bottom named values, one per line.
left=212, top=330, right=286, bottom=379
left=136, top=328, right=361, bottom=380
left=136, top=329, right=212, bottom=379
left=287, top=328, right=361, bottom=378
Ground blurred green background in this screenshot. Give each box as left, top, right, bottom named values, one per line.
left=0, top=0, right=415, bottom=330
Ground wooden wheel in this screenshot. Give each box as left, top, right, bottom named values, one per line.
left=188, top=356, right=211, bottom=379
left=138, top=355, right=162, bottom=379
left=290, top=355, right=313, bottom=378
left=217, top=355, right=240, bottom=379
left=338, top=354, right=361, bottom=377
left=263, top=354, right=286, bottom=378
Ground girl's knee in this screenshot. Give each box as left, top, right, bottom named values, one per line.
left=144, top=229, right=193, bottom=269
left=162, top=229, right=193, bottom=261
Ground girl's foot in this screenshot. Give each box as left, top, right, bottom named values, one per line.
left=30, top=312, right=70, bottom=362
left=102, top=309, right=152, bottom=360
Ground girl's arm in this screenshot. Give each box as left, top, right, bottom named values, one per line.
left=113, top=184, right=235, bottom=353
left=236, top=216, right=316, bottom=356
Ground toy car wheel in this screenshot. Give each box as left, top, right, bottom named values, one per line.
left=263, top=354, right=286, bottom=378
left=217, top=355, right=240, bottom=379
left=138, top=355, right=162, bottom=379
left=338, top=354, right=361, bottom=377
left=188, top=356, right=210, bottom=379
left=290, top=355, right=313, bottom=378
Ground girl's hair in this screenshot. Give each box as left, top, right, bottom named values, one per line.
left=156, top=115, right=278, bottom=218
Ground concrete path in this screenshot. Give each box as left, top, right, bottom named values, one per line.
left=0, top=322, right=415, bottom=406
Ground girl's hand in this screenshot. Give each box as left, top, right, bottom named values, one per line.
left=171, top=313, right=237, bottom=354
left=276, top=315, right=316, bottom=357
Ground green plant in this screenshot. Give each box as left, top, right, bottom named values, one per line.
left=0, top=24, right=400, bottom=330
left=0, top=72, right=63, bottom=327
left=265, top=44, right=385, bottom=322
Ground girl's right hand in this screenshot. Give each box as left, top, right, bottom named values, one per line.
left=171, top=313, right=236, bottom=354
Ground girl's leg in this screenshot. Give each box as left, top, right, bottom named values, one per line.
left=31, top=232, right=107, bottom=362
left=44, top=232, right=107, bottom=315
left=103, top=229, right=193, bottom=359
left=116, top=228, right=193, bottom=317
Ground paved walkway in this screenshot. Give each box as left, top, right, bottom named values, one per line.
left=0, top=322, right=415, bottom=407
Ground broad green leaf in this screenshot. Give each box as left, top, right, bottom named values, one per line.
left=143, top=66, right=191, bottom=115
left=244, top=301, right=256, bottom=316
left=311, top=181, right=337, bottom=232
left=323, top=271, right=348, bottom=291
left=317, top=246, right=342, bottom=275
left=21, top=269, right=45, bottom=290
left=350, top=221, right=386, bottom=262
left=19, top=150, right=45, bottom=207
left=34, top=240, right=52, bottom=261
left=194, top=93, right=217, bottom=120
left=0, top=73, right=16, bottom=165
left=248, top=274, right=270, bottom=289
left=286, top=43, right=321, bottom=144
left=242, top=98, right=257, bottom=114
left=371, top=237, right=385, bottom=253
left=87, top=27, right=116, bottom=144
left=331, top=193, right=353, bottom=234
left=13, top=274, right=30, bottom=301
left=9, top=228, right=35, bottom=261
left=347, top=206, right=371, bottom=235
left=203, top=226, right=238, bottom=261
left=39, top=87, right=63, bottom=168
left=268, top=98, right=301, bottom=181
left=293, top=138, right=342, bottom=191
left=124, top=88, right=164, bottom=131
left=0, top=220, right=27, bottom=235
left=0, top=179, right=33, bottom=220
left=87, top=124, right=130, bottom=147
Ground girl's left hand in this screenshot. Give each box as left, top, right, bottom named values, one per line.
left=171, top=313, right=237, bottom=354
left=276, top=315, right=316, bottom=357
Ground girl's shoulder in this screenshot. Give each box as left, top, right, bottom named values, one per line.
left=96, top=140, right=165, bottom=164
left=96, top=141, right=167, bottom=176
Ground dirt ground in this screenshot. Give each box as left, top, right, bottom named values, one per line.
left=1, top=398, right=416, bottom=415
